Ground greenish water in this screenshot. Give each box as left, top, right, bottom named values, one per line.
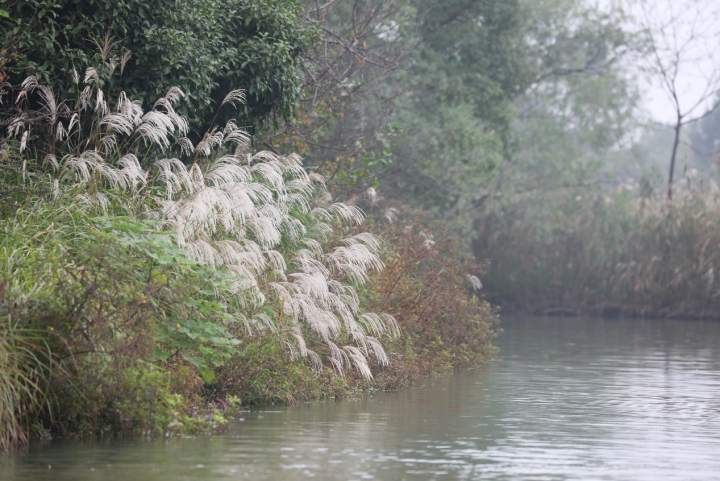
left=3, top=316, right=720, bottom=480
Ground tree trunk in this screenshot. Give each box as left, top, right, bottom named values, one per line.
left=667, top=120, right=682, bottom=201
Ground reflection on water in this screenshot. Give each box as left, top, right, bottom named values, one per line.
left=2, top=316, right=720, bottom=480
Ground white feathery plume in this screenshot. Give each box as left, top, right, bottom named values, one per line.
left=154, top=158, right=195, bottom=197
left=67, top=113, right=80, bottom=137
left=195, top=129, right=225, bottom=157
left=328, top=202, right=365, bottom=225
left=15, top=76, right=38, bottom=106
left=79, top=86, right=93, bottom=111
left=265, top=250, right=287, bottom=273
left=366, top=187, right=378, bottom=205
left=9, top=76, right=398, bottom=380
left=343, top=346, right=373, bottom=379
left=98, top=134, right=117, bottom=154
left=308, top=172, right=326, bottom=186
left=44, top=154, right=59, bottom=171
left=205, top=156, right=252, bottom=186
left=118, top=153, right=146, bottom=190
left=223, top=121, right=251, bottom=148
left=19, top=131, right=28, bottom=153
left=366, top=337, right=389, bottom=366
left=164, top=87, right=185, bottom=105
left=101, top=112, right=135, bottom=137
left=221, top=89, right=246, bottom=109
left=136, top=111, right=176, bottom=149
left=56, top=121, right=67, bottom=141
left=95, top=88, right=108, bottom=115
left=467, top=274, right=483, bottom=291
left=178, top=137, right=195, bottom=157
left=383, top=207, right=399, bottom=223
left=84, top=67, right=99, bottom=84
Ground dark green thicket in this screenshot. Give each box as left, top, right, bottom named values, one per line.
left=0, top=323, right=51, bottom=451
left=215, top=336, right=351, bottom=406
left=1, top=0, right=311, bottom=130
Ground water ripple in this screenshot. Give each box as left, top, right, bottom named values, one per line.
left=2, top=316, right=720, bottom=480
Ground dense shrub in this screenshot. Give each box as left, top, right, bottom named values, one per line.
left=0, top=202, right=242, bottom=438
left=0, top=0, right=312, bottom=129
left=368, top=214, right=498, bottom=388
left=0, top=47, right=501, bottom=449
left=215, top=336, right=350, bottom=406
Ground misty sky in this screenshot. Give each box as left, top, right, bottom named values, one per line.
left=608, top=0, right=720, bottom=124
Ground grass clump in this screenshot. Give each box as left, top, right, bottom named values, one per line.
left=0, top=323, right=50, bottom=452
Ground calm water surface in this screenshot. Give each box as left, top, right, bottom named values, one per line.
left=3, top=316, right=720, bottom=480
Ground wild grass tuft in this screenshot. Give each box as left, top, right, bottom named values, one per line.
left=0, top=322, right=51, bottom=452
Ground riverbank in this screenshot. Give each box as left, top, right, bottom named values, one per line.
left=503, top=303, right=720, bottom=322
left=0, top=185, right=496, bottom=452
left=5, top=315, right=719, bottom=481
left=0, top=70, right=496, bottom=449
left=0, top=199, right=496, bottom=451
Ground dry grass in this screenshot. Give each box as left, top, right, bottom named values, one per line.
left=368, top=213, right=498, bottom=387
left=479, top=184, right=720, bottom=318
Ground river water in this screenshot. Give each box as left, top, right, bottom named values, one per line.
left=2, top=316, right=720, bottom=480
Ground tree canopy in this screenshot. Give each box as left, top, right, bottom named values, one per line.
left=1, top=0, right=313, bottom=130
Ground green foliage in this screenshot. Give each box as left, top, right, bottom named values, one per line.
left=379, top=0, right=528, bottom=215
left=0, top=0, right=506, bottom=450
left=0, top=200, right=244, bottom=440
left=411, top=0, right=530, bottom=128
left=1, top=0, right=312, bottom=129
left=216, top=336, right=349, bottom=406
left=2, top=201, right=241, bottom=372
left=0, top=322, right=51, bottom=451
left=50, top=359, right=225, bottom=438
left=0, top=62, right=414, bottom=449
left=295, top=0, right=636, bottom=238
left=390, top=103, right=504, bottom=216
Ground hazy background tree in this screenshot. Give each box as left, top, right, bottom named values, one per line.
left=637, top=0, right=720, bottom=199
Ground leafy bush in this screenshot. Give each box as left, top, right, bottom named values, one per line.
left=0, top=0, right=312, bottom=129
left=2, top=204, right=241, bottom=372
left=215, top=336, right=349, bottom=406
left=0, top=42, right=502, bottom=448
left=0, top=202, right=243, bottom=438
left=3, top=69, right=398, bottom=377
